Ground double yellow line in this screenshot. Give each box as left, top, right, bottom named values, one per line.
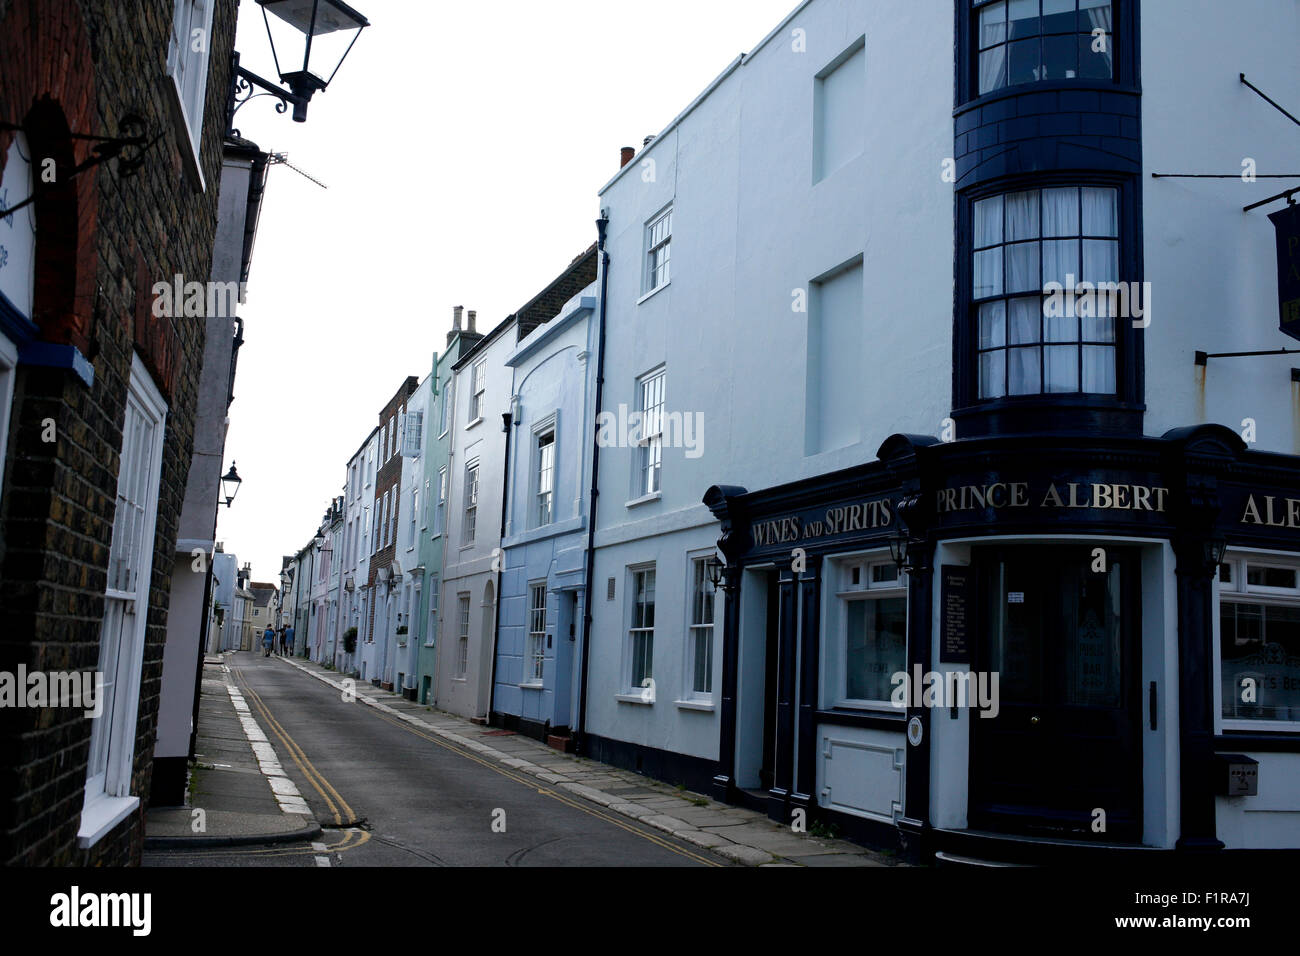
left=231, top=663, right=356, bottom=828
left=235, top=659, right=720, bottom=867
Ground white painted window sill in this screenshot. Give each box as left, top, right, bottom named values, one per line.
left=77, top=794, right=139, bottom=848
left=615, top=693, right=654, bottom=705
left=519, top=682, right=544, bottom=690
left=625, top=492, right=661, bottom=509
left=424, top=642, right=435, bottom=648
left=674, top=699, right=715, bottom=712
left=452, top=677, right=468, bottom=683
left=637, top=281, right=670, bottom=306
left=466, top=417, right=483, bottom=430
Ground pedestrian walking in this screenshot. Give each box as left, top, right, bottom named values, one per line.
left=262, top=625, right=275, bottom=657
left=284, top=623, right=295, bottom=657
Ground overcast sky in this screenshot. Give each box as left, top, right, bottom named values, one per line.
left=217, top=0, right=799, bottom=583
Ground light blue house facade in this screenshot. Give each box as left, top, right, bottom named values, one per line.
left=492, top=250, right=598, bottom=744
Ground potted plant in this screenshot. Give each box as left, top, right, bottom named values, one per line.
left=343, top=626, right=357, bottom=655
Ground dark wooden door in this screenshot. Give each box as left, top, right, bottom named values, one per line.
left=969, top=546, right=1142, bottom=841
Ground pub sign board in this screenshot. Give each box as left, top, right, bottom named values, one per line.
left=1270, top=203, right=1300, bottom=342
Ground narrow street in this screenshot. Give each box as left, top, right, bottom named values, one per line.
left=144, top=652, right=720, bottom=867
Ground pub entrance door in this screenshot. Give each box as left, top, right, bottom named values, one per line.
left=968, top=545, right=1142, bottom=841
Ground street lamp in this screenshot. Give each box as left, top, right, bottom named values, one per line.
left=888, top=530, right=909, bottom=574
left=220, top=463, right=242, bottom=507
left=229, top=0, right=370, bottom=131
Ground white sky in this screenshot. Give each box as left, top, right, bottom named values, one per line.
left=217, top=0, right=799, bottom=583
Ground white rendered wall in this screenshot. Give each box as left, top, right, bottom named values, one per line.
left=587, top=0, right=954, bottom=760
left=1141, top=0, right=1300, bottom=453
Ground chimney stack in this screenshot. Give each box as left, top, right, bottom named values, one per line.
left=620, top=146, right=635, bottom=168
left=448, top=305, right=464, bottom=346
left=467, top=310, right=477, bottom=333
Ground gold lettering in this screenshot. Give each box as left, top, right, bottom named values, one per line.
left=1010, top=482, right=1029, bottom=507
left=1068, top=483, right=1085, bottom=508
left=1041, top=484, right=1065, bottom=508
left=1289, top=498, right=1300, bottom=529
left=1093, top=484, right=1114, bottom=509
left=1242, top=495, right=1262, bottom=525
left=1154, top=487, right=1169, bottom=512
left=987, top=483, right=1007, bottom=508
left=1113, top=484, right=1131, bottom=510
left=1133, top=485, right=1152, bottom=511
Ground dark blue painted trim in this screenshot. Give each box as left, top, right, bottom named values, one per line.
left=18, top=341, right=94, bottom=387
left=0, top=290, right=38, bottom=347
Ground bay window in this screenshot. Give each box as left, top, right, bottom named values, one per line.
left=975, top=0, right=1113, bottom=96
left=972, top=184, right=1119, bottom=399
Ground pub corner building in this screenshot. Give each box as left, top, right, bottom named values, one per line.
left=578, top=0, right=1300, bottom=864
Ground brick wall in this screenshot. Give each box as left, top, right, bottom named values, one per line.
left=0, top=0, right=239, bottom=865
left=365, top=377, right=419, bottom=652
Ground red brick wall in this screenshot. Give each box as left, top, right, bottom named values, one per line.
left=0, top=0, right=239, bottom=866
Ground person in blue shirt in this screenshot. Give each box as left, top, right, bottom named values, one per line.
left=262, top=625, right=275, bottom=657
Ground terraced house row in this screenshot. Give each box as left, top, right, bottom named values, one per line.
left=282, top=0, right=1300, bottom=863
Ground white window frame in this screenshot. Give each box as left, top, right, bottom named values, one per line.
left=0, top=333, right=17, bottom=502
left=421, top=479, right=430, bottom=530
left=463, top=461, right=479, bottom=545
left=469, top=359, right=486, bottom=424
left=435, top=466, right=447, bottom=537
left=533, top=417, right=557, bottom=529
left=826, top=552, right=908, bottom=712
left=1216, top=551, right=1300, bottom=732
left=456, top=593, right=471, bottom=677
left=80, top=354, right=168, bottom=847
left=439, top=377, right=453, bottom=437
left=525, top=582, right=547, bottom=686
left=683, top=553, right=717, bottom=704
left=644, top=205, right=672, bottom=295
left=624, top=564, right=656, bottom=698
left=425, top=576, right=439, bottom=647
left=165, top=0, right=215, bottom=187
left=635, top=368, right=665, bottom=499
left=408, top=486, right=418, bottom=547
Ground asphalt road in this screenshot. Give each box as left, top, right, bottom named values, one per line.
left=145, top=652, right=719, bottom=867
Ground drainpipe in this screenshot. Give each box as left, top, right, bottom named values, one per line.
left=575, top=213, right=611, bottom=755
left=487, top=409, right=513, bottom=723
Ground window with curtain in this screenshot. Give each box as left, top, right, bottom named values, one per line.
left=972, top=185, right=1119, bottom=399
left=975, top=0, right=1113, bottom=96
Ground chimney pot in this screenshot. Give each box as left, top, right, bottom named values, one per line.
left=467, top=310, right=477, bottom=333
left=620, top=146, right=635, bottom=168
left=452, top=305, right=463, bottom=330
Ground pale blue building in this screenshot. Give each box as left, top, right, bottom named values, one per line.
left=492, top=250, right=598, bottom=744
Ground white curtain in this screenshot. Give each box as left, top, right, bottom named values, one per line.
left=1082, top=345, right=1115, bottom=392
left=1042, top=187, right=1079, bottom=237
left=1082, top=186, right=1117, bottom=235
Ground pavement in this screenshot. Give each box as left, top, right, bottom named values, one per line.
left=143, top=656, right=321, bottom=849
left=268, top=653, right=900, bottom=868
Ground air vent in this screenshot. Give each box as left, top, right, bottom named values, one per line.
left=607, top=577, right=616, bottom=601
